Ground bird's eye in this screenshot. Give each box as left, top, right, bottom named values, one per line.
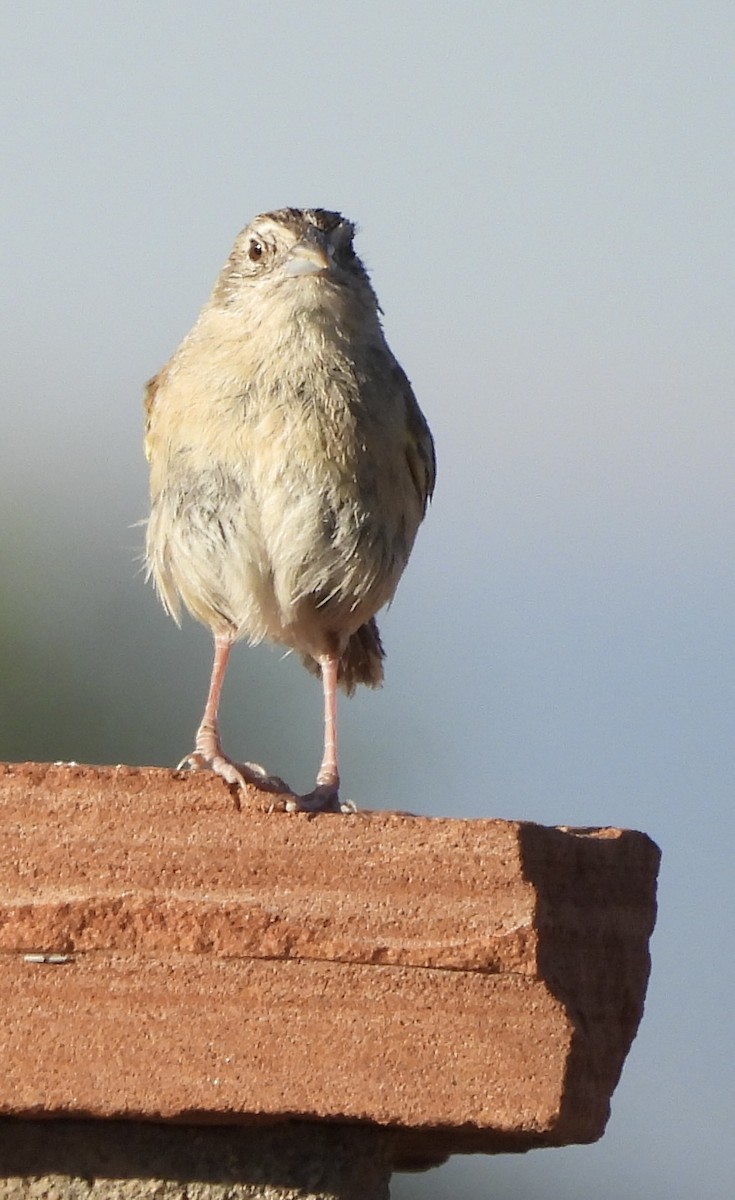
left=248, top=239, right=264, bottom=262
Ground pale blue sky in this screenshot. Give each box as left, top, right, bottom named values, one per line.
left=2, top=4, right=733, bottom=1197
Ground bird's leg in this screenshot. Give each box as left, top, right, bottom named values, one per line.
left=316, top=651, right=340, bottom=794
left=179, top=632, right=288, bottom=794
left=183, top=632, right=238, bottom=780
left=287, top=652, right=355, bottom=813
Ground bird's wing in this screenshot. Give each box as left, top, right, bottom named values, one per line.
left=143, top=368, right=167, bottom=463
left=395, top=363, right=436, bottom=517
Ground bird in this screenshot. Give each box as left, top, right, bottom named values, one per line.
left=144, top=207, right=435, bottom=810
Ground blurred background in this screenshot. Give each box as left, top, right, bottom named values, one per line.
left=1, top=3, right=732, bottom=1196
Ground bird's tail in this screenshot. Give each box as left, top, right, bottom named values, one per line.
left=301, top=618, right=385, bottom=695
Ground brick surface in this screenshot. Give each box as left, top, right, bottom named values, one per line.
left=0, top=762, right=660, bottom=1168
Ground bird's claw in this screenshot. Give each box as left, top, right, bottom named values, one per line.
left=176, top=752, right=355, bottom=813
left=177, top=751, right=289, bottom=795
left=284, top=787, right=358, bottom=814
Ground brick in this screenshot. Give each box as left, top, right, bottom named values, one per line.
left=0, top=763, right=659, bottom=1169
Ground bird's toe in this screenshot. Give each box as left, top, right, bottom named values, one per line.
left=176, top=750, right=290, bottom=797
left=285, top=786, right=357, bottom=814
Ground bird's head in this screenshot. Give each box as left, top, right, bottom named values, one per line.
left=211, top=208, right=380, bottom=321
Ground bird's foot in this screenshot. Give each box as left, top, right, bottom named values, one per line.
left=177, top=751, right=290, bottom=795
left=285, top=785, right=358, bottom=815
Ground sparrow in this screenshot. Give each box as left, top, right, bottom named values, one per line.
left=144, top=207, right=435, bottom=810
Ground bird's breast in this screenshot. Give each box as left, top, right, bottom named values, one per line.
left=147, top=322, right=421, bottom=645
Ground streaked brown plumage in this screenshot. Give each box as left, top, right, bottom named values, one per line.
left=144, top=207, right=435, bottom=809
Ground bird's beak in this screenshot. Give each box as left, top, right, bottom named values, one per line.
left=282, top=229, right=331, bottom=277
